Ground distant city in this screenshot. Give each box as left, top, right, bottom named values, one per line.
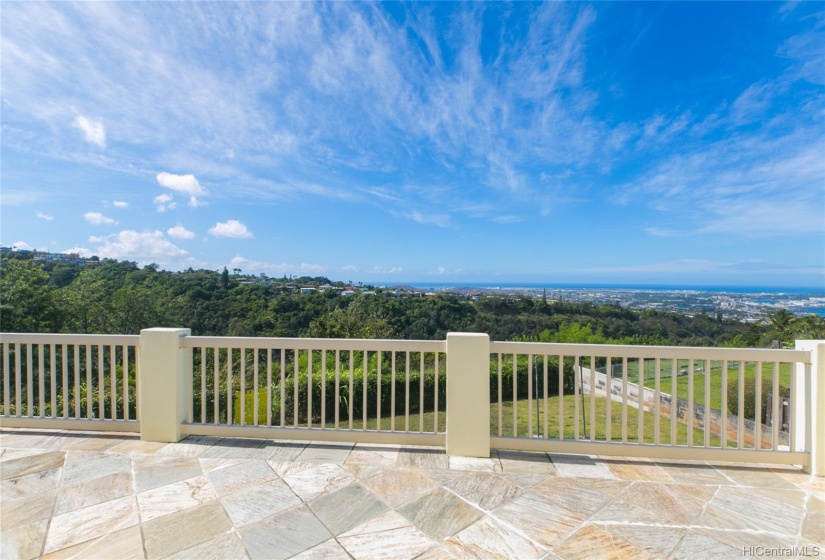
left=391, top=283, right=825, bottom=322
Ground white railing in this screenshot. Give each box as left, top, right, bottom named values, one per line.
left=0, top=333, right=140, bottom=432
left=488, top=341, right=811, bottom=466
left=179, top=336, right=446, bottom=446
left=1, top=330, right=822, bottom=475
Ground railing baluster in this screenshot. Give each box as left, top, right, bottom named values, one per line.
left=294, top=350, right=300, bottom=428
left=704, top=359, right=711, bottom=448
left=434, top=352, right=440, bottom=433
left=266, top=349, right=272, bottom=427
left=361, top=350, right=370, bottom=430
left=15, top=343, right=21, bottom=416
left=390, top=351, right=396, bottom=432
left=62, top=344, right=68, bottom=419
left=320, top=350, right=326, bottom=429
left=721, top=359, right=728, bottom=449
left=228, top=348, right=234, bottom=425
left=737, top=361, right=745, bottom=449
left=558, top=355, right=564, bottom=441
left=123, top=345, right=129, bottom=421
left=240, top=348, right=246, bottom=426
left=280, top=348, right=286, bottom=428
left=73, top=345, right=80, bottom=419
left=621, top=356, right=627, bottom=444
left=27, top=343, right=34, bottom=417
left=755, top=361, right=762, bottom=450
left=200, top=348, right=206, bottom=424
left=772, top=362, right=780, bottom=450
left=687, top=358, right=694, bottom=447
left=213, top=347, right=219, bottom=424
left=133, top=346, right=140, bottom=420
left=670, top=358, right=676, bottom=446
left=589, top=355, right=595, bottom=442
left=50, top=344, right=57, bottom=418
left=278, top=348, right=286, bottom=428
left=606, top=356, right=612, bottom=443
left=419, top=351, right=424, bottom=433
left=637, top=358, right=643, bottom=444
left=348, top=350, right=354, bottom=431
left=376, top=351, right=382, bottom=429
left=654, top=357, right=660, bottom=445
left=334, top=350, right=340, bottom=430
left=404, top=352, right=410, bottom=432
left=512, top=353, right=518, bottom=438
left=574, top=355, right=580, bottom=441
left=38, top=344, right=45, bottom=417
left=2, top=343, right=9, bottom=415
left=84, top=345, right=93, bottom=419
left=788, top=363, right=796, bottom=451
left=542, top=354, right=548, bottom=439
left=110, top=345, right=116, bottom=420
left=498, top=353, right=503, bottom=437
left=97, top=344, right=104, bottom=419
left=306, top=350, right=312, bottom=428
left=528, top=354, right=533, bottom=438
left=254, top=348, right=260, bottom=426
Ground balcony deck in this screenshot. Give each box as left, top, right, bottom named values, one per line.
left=1, top=428, right=822, bottom=560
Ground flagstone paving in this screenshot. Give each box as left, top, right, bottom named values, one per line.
left=0, top=428, right=822, bottom=560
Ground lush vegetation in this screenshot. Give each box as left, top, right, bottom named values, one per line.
left=5, top=254, right=820, bottom=346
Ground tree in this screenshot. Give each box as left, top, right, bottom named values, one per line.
left=306, top=296, right=394, bottom=339
left=0, top=259, right=57, bottom=332
left=221, top=267, right=230, bottom=288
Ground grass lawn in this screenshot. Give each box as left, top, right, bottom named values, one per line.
left=610, top=360, right=791, bottom=412
left=320, top=393, right=720, bottom=447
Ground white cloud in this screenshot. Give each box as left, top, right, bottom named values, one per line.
left=62, top=246, right=91, bottom=257
left=341, top=264, right=359, bottom=272
left=208, top=219, right=253, bottom=238
left=227, top=255, right=327, bottom=276
left=11, top=241, right=33, bottom=250
left=88, top=230, right=202, bottom=269
left=167, top=224, right=195, bottom=239
left=112, top=200, right=128, bottom=208
left=72, top=114, right=106, bottom=147
left=84, top=211, right=117, bottom=225
left=35, top=211, right=53, bottom=221
left=153, top=194, right=176, bottom=213
left=156, top=172, right=206, bottom=207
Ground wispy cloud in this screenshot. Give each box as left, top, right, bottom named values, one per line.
left=83, top=211, right=117, bottom=225
left=391, top=210, right=451, bottom=228
left=72, top=114, right=106, bottom=147
left=35, top=211, right=53, bottom=221
left=112, top=200, right=128, bottom=208
left=153, top=194, right=176, bottom=213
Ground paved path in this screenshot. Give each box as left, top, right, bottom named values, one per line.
left=1, top=429, right=822, bottom=559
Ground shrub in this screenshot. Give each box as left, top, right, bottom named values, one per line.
left=727, top=376, right=790, bottom=423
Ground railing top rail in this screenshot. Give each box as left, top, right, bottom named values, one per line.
left=0, top=333, right=140, bottom=345
left=182, top=335, right=445, bottom=353
left=489, top=340, right=811, bottom=363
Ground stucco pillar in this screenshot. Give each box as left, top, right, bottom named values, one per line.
left=138, top=328, right=191, bottom=442
left=795, top=340, right=825, bottom=476
left=446, top=332, right=490, bottom=457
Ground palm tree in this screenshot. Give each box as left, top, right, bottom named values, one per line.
left=766, top=309, right=794, bottom=334
left=792, top=314, right=825, bottom=339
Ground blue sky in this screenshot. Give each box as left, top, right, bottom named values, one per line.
left=1, top=2, right=823, bottom=287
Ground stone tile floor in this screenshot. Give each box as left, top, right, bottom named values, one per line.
left=0, top=429, right=822, bottom=560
